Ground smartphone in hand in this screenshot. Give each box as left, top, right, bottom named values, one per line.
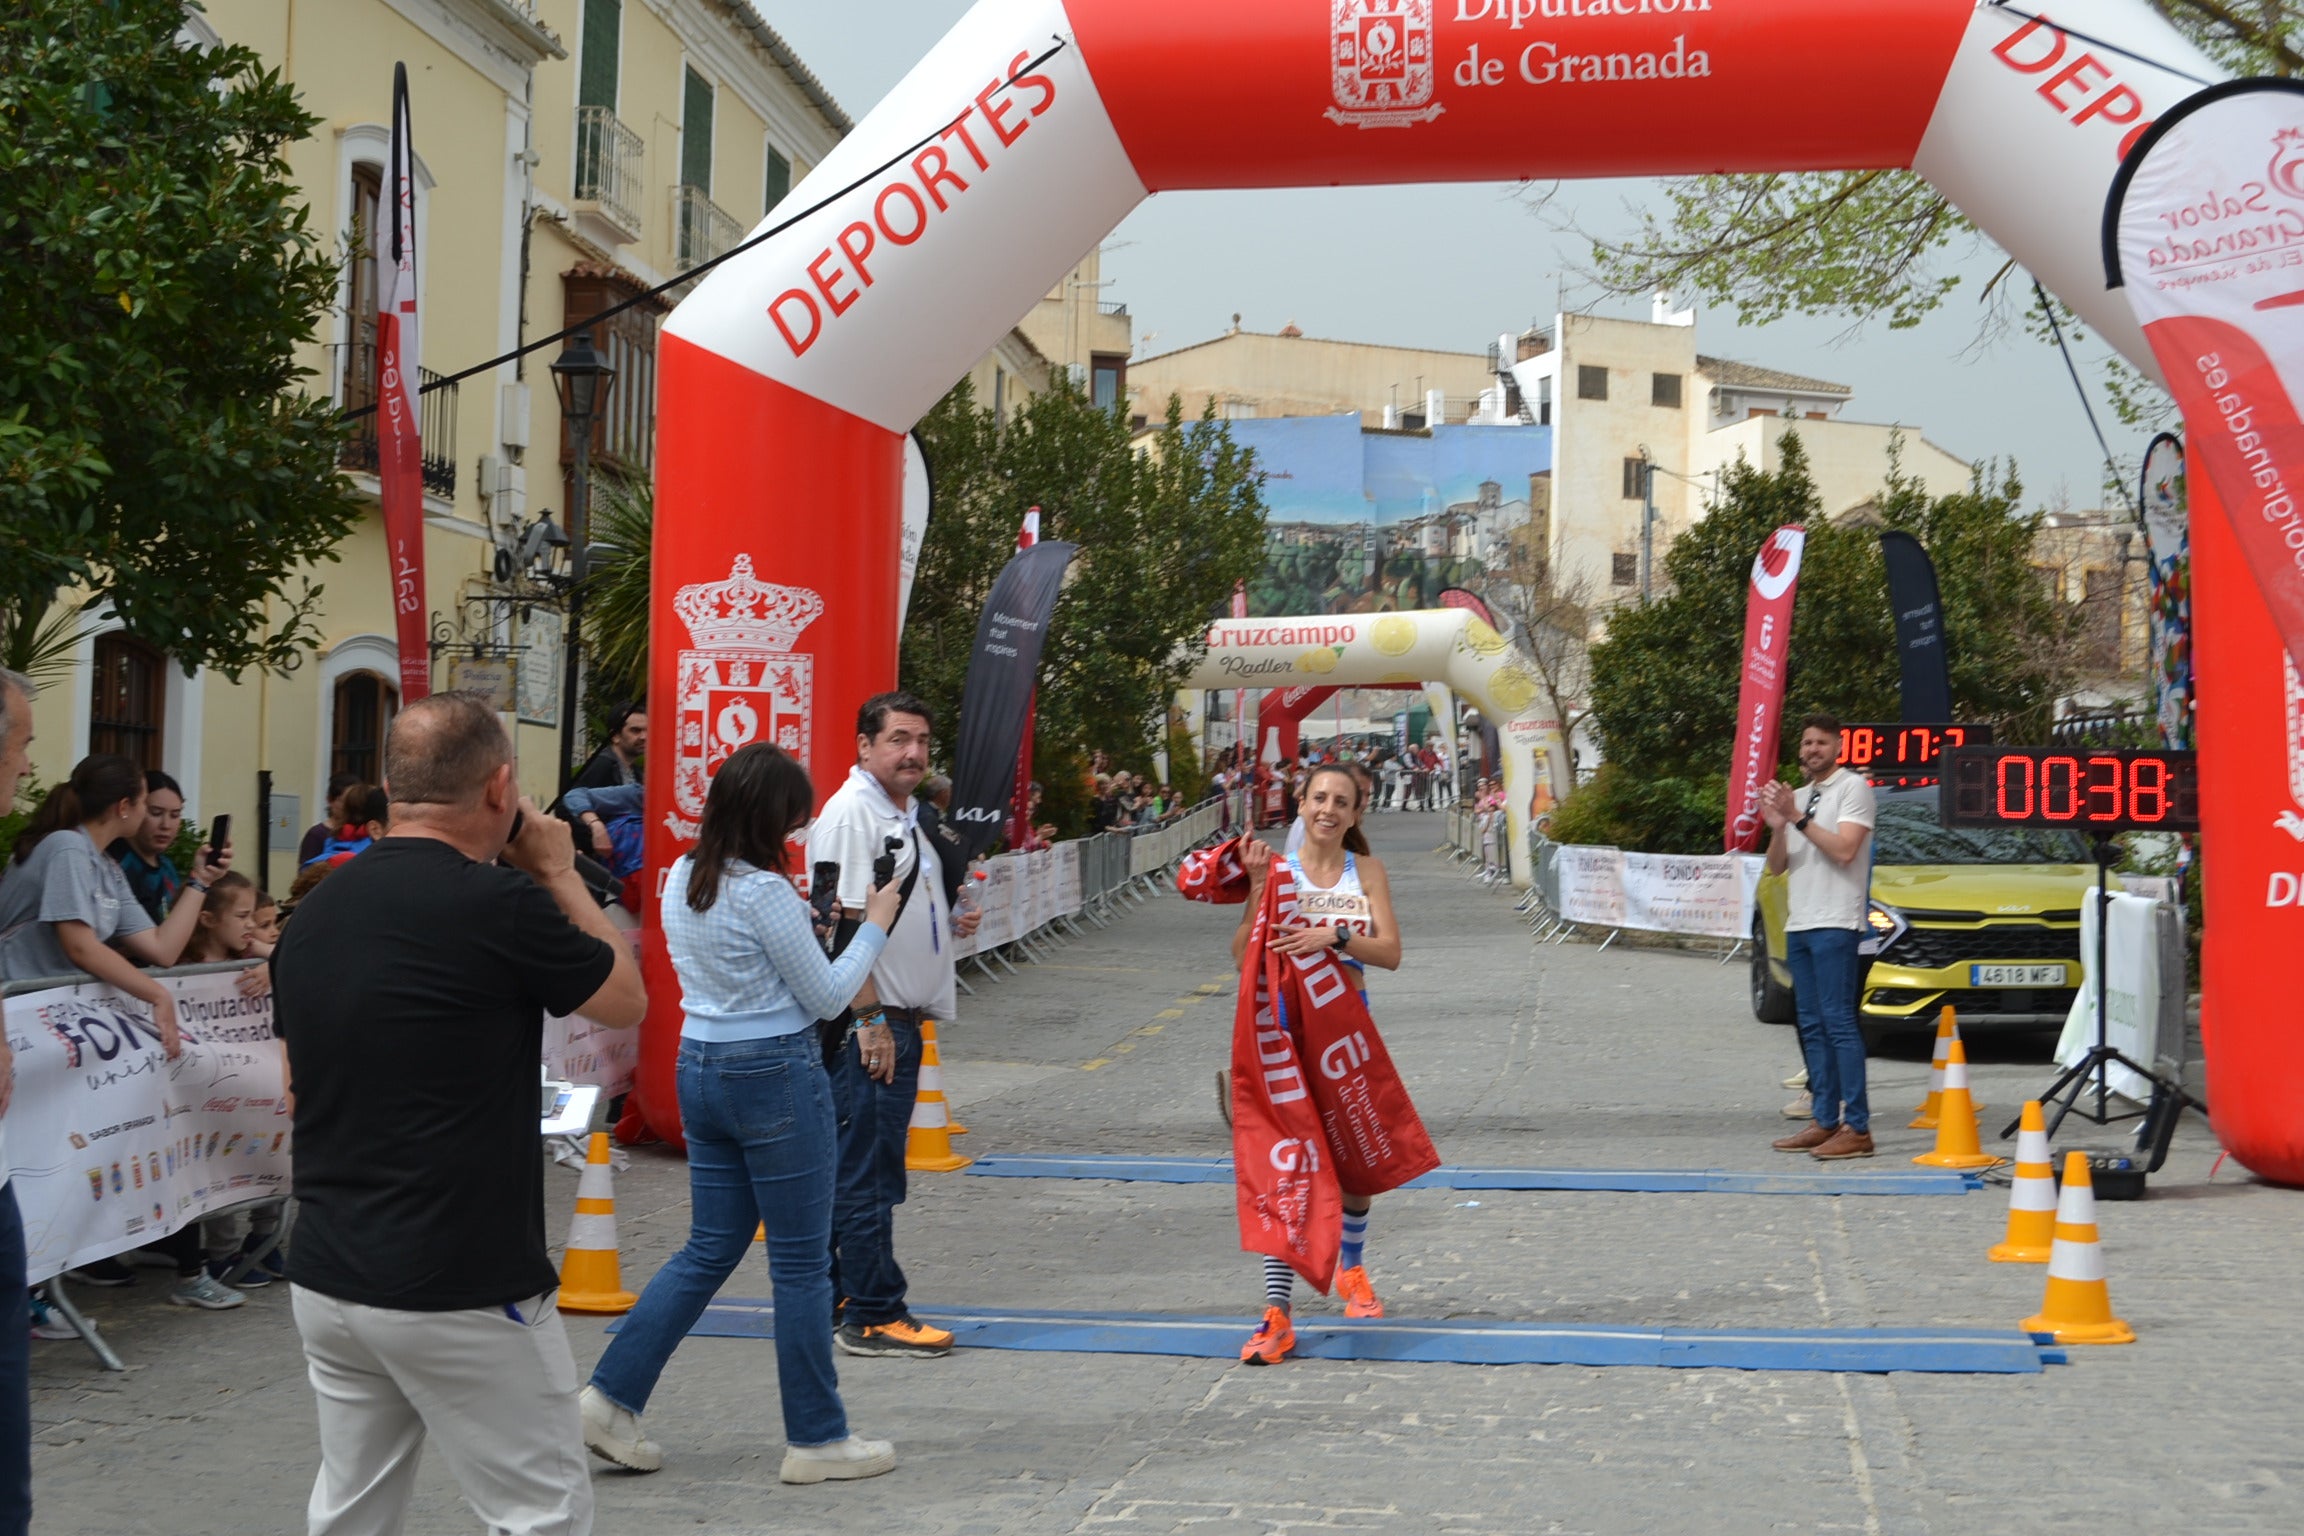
left=205, top=813, right=231, bottom=867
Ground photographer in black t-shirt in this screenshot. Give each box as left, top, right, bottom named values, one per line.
left=272, top=691, right=645, bottom=1536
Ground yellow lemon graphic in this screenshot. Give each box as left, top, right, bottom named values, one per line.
left=1484, top=663, right=1539, bottom=714
left=1464, top=618, right=1508, bottom=656
left=1371, top=615, right=1417, bottom=656
left=1297, top=647, right=1339, bottom=675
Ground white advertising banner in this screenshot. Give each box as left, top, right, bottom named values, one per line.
left=1551, top=846, right=1763, bottom=940
left=542, top=1012, right=639, bottom=1100
left=5, top=969, right=291, bottom=1284
left=1555, top=845, right=1628, bottom=928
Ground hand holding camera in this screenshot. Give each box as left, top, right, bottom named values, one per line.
left=863, top=836, right=903, bottom=934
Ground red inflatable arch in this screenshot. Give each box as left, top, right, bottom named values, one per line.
left=636, top=0, right=2298, bottom=1184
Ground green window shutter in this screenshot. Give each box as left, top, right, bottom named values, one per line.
left=578, top=0, right=619, bottom=110
left=764, top=147, right=790, bottom=211
left=682, top=68, right=714, bottom=192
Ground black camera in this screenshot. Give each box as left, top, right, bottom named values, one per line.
left=872, top=835, right=902, bottom=891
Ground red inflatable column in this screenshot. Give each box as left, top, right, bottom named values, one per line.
left=2190, top=468, right=2304, bottom=1185
left=633, top=337, right=902, bottom=1148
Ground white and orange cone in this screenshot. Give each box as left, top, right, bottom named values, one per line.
left=1911, top=1039, right=2003, bottom=1170
left=923, top=1018, right=968, bottom=1135
left=905, top=1023, right=972, bottom=1173
left=557, top=1132, right=637, bottom=1314
left=2021, top=1152, right=2135, bottom=1344
left=1910, top=1007, right=1982, bottom=1129
left=1989, top=1101, right=2057, bottom=1263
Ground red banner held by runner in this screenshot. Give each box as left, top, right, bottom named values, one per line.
left=378, top=64, right=429, bottom=701
left=1724, top=526, right=1806, bottom=852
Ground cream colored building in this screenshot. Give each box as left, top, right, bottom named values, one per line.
left=2031, top=510, right=2152, bottom=693
left=1509, top=300, right=1977, bottom=610
left=1126, top=323, right=1494, bottom=428
left=25, top=0, right=849, bottom=896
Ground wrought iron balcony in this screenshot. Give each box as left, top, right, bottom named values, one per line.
left=673, top=184, right=742, bottom=278
left=337, top=344, right=458, bottom=499
left=573, top=106, right=643, bottom=242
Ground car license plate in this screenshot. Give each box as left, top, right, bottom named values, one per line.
left=1970, top=964, right=2066, bottom=986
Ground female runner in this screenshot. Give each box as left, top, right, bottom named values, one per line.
left=1229, top=764, right=1402, bottom=1364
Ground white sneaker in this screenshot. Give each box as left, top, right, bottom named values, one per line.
left=1782, top=1067, right=1810, bottom=1089
left=780, top=1434, right=896, bottom=1484
left=168, top=1273, right=245, bottom=1310
left=580, top=1385, right=662, bottom=1472
left=1783, top=1099, right=1814, bottom=1120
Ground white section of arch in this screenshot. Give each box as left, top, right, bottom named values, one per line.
left=1913, top=0, right=2222, bottom=384
left=662, top=0, right=1148, bottom=432
left=1181, top=611, right=1564, bottom=884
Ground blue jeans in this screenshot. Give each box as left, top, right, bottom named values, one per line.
left=830, top=1014, right=921, bottom=1326
left=0, top=1184, right=28, bottom=1536
left=590, top=1033, right=846, bottom=1447
left=1786, top=927, right=1869, bottom=1133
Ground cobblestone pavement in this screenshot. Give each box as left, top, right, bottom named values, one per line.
left=30, top=811, right=2304, bottom=1534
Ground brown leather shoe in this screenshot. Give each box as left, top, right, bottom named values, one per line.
left=1772, top=1122, right=1837, bottom=1152
left=1810, top=1127, right=1876, bottom=1160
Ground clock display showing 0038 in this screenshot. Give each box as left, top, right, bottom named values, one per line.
left=1939, top=747, right=2201, bottom=834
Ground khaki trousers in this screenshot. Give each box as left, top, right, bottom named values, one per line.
left=291, top=1285, right=593, bottom=1536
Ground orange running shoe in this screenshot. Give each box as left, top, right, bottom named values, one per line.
left=1336, top=1265, right=1385, bottom=1319
left=1239, top=1305, right=1295, bottom=1365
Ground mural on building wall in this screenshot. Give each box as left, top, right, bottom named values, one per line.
left=1231, top=418, right=1552, bottom=617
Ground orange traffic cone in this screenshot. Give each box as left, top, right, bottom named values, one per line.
left=924, top=1019, right=968, bottom=1135
left=557, top=1132, right=637, bottom=1313
left=1911, top=1039, right=2003, bottom=1170
left=1989, top=1101, right=2057, bottom=1263
left=2021, top=1153, right=2135, bottom=1344
left=905, top=1024, right=972, bottom=1172
left=1910, top=1008, right=1983, bottom=1129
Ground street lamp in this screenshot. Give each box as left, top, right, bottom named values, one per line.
left=550, top=329, right=615, bottom=793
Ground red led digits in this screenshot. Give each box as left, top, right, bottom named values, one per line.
left=2040, top=755, right=2079, bottom=820
left=1997, top=754, right=2034, bottom=819
left=2129, top=756, right=2168, bottom=822
left=1943, top=747, right=2199, bottom=833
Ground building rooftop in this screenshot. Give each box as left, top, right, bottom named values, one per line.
left=1696, top=355, right=1851, bottom=398
left=723, top=2, right=852, bottom=134
left=1135, top=328, right=1491, bottom=366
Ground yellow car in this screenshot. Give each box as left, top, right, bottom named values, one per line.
left=1749, top=787, right=2106, bottom=1053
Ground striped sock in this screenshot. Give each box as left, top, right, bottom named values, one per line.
left=1262, top=1256, right=1295, bottom=1312
left=1339, top=1210, right=1369, bottom=1272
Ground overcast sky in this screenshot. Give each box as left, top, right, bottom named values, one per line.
left=760, top=3, right=2135, bottom=514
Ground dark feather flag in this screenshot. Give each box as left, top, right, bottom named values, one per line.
left=1879, top=531, right=1951, bottom=724
left=947, top=538, right=1077, bottom=857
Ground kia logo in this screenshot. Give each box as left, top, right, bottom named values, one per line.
left=1320, top=1032, right=1371, bottom=1080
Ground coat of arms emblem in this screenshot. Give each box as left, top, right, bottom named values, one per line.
left=668, top=554, right=824, bottom=840
left=1327, top=0, right=1442, bottom=129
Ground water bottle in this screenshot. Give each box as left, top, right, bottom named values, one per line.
left=952, top=866, right=986, bottom=933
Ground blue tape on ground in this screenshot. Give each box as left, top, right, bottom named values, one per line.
left=632, top=1301, right=2048, bottom=1374
left=965, top=1154, right=1980, bottom=1196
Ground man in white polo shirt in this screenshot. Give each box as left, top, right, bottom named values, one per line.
left=1764, top=714, right=1878, bottom=1160
left=809, top=691, right=979, bottom=1358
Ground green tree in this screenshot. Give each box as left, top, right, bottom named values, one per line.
left=1559, top=433, right=2075, bottom=852
left=0, top=0, right=360, bottom=679
left=906, top=378, right=1267, bottom=836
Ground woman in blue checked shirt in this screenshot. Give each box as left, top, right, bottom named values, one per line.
left=581, top=744, right=902, bottom=1485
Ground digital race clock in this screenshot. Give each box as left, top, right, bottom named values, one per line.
left=1939, top=746, right=2200, bottom=833
left=1836, top=722, right=1993, bottom=785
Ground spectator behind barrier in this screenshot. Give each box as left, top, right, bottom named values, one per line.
left=0, top=753, right=251, bottom=1311
left=111, top=769, right=186, bottom=922
left=304, top=783, right=388, bottom=867
left=573, top=700, right=648, bottom=790
left=298, top=771, right=362, bottom=867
